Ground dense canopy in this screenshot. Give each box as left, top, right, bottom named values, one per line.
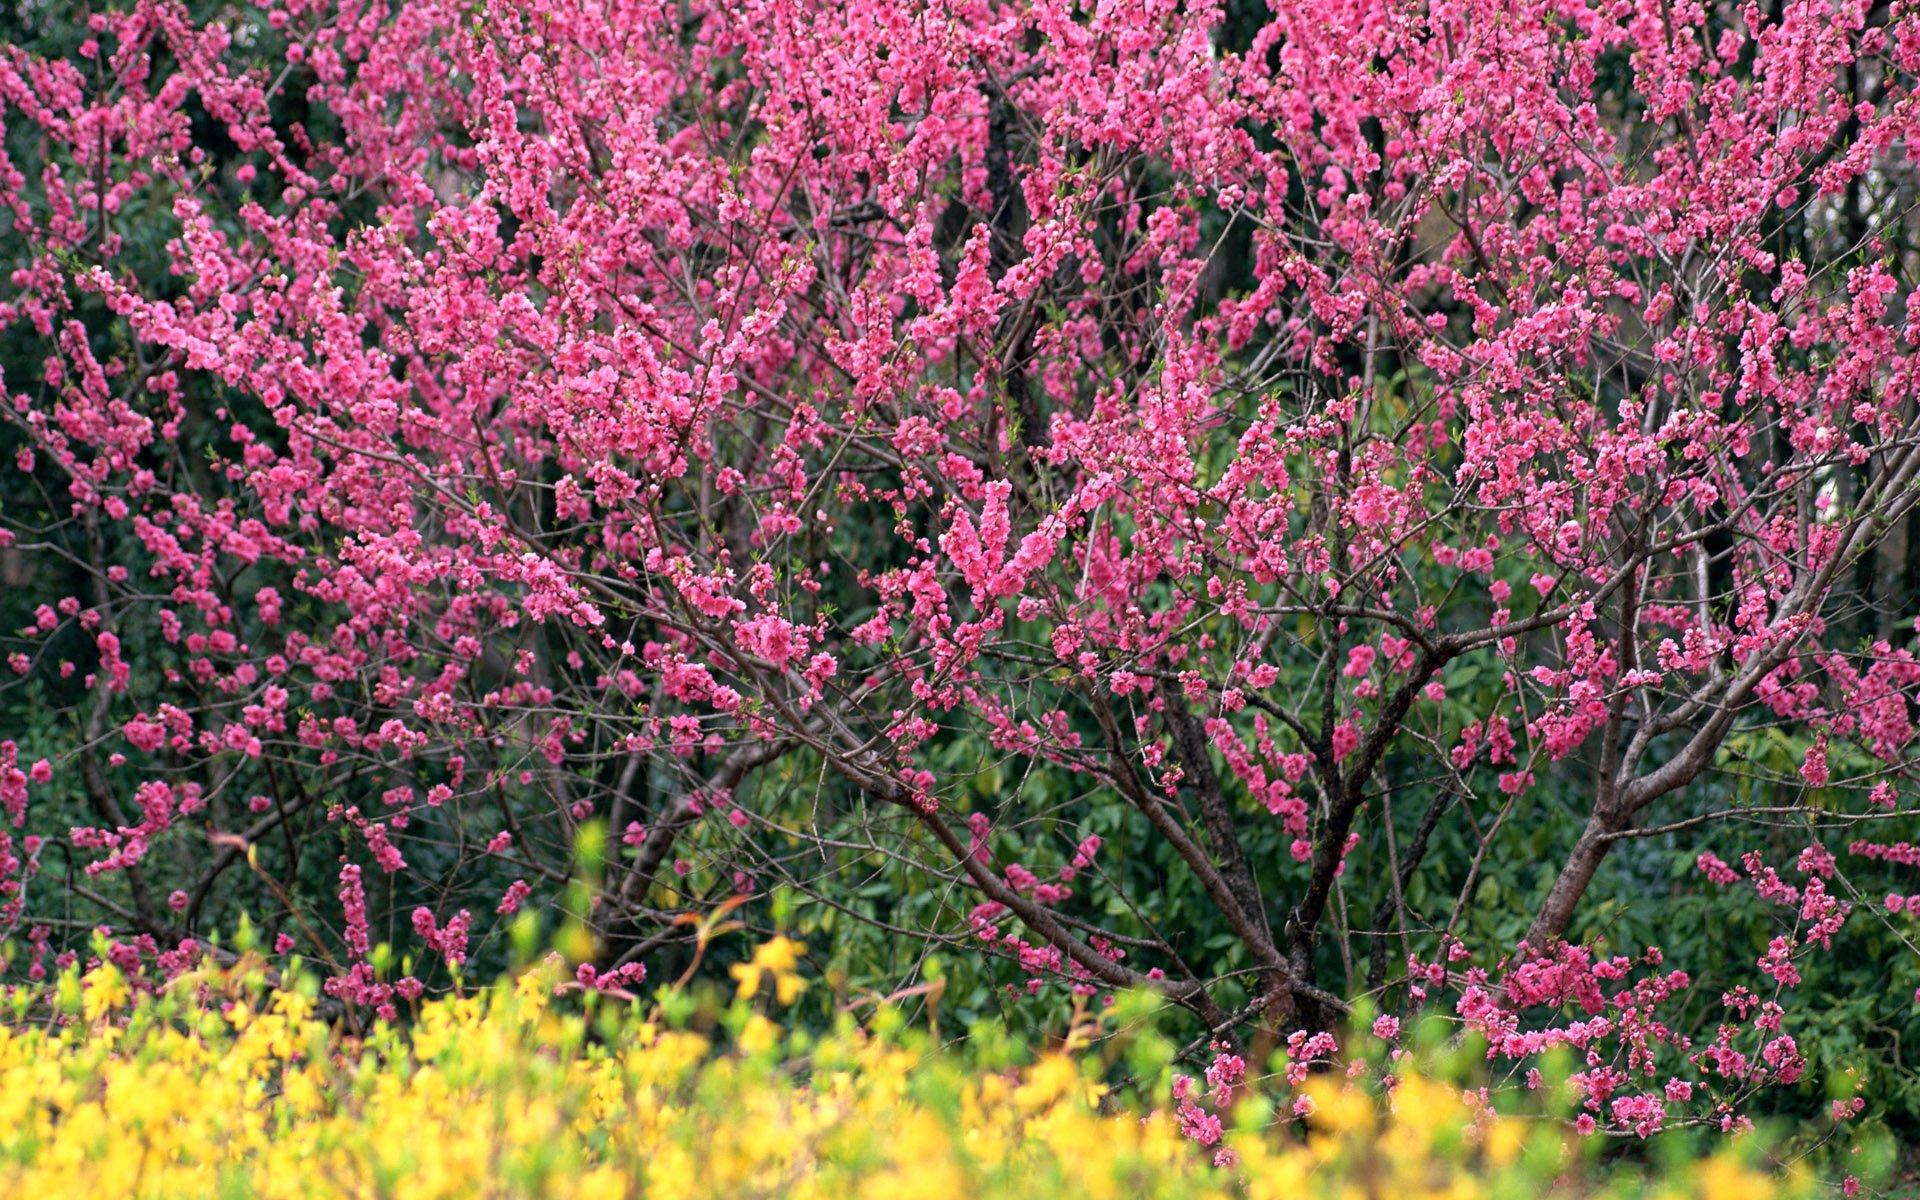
left=6, top=0, right=1920, bottom=1145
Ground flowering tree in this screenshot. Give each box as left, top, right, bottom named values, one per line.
left=7, top=0, right=1920, bottom=1133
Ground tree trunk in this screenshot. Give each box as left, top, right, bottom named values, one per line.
left=1524, top=809, right=1622, bottom=947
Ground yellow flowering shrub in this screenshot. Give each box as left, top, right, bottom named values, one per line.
left=0, top=949, right=1811, bottom=1199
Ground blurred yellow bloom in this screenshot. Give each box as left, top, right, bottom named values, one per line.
left=80, top=965, right=128, bottom=1022
left=740, top=1012, right=782, bottom=1055
left=1013, top=1053, right=1080, bottom=1111
left=730, top=934, right=810, bottom=1004
left=1695, top=1152, right=1774, bottom=1200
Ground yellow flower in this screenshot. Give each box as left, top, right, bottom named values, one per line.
left=1012, top=1053, right=1079, bottom=1111
left=730, top=936, right=810, bottom=1004
left=1695, top=1152, right=1772, bottom=1200
left=0, top=951, right=1795, bottom=1200
left=80, top=965, right=128, bottom=1022
left=739, top=1013, right=781, bottom=1056
left=1302, top=1074, right=1376, bottom=1140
